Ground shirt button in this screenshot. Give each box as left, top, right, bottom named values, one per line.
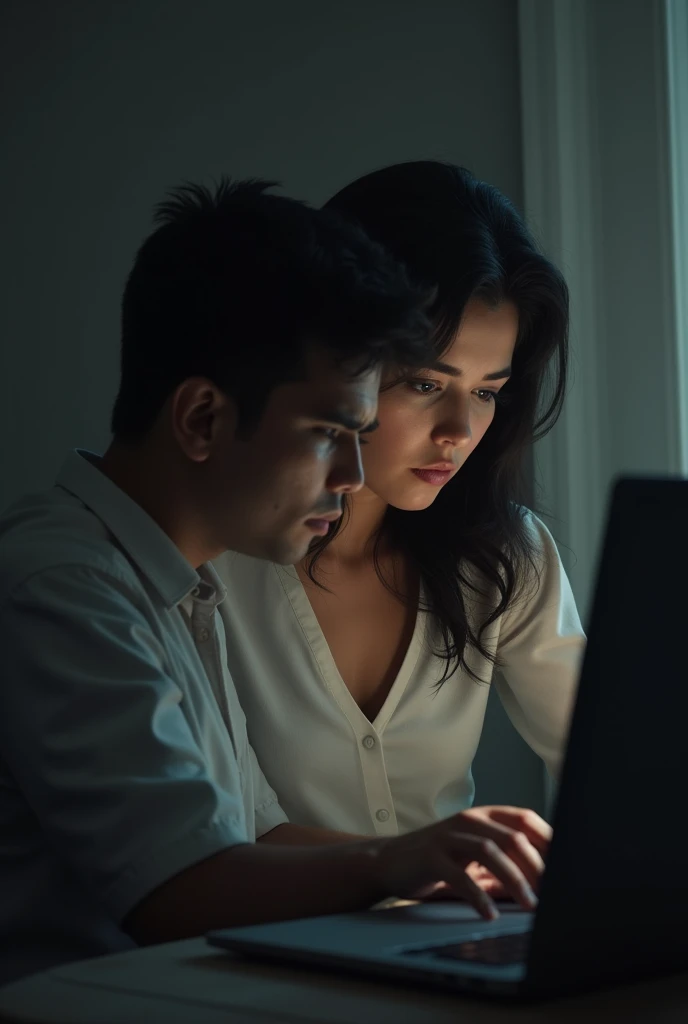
left=362, top=735, right=376, bottom=750
left=376, top=809, right=390, bottom=823
left=197, top=627, right=210, bottom=642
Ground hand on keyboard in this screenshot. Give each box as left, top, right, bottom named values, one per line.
left=372, top=805, right=547, bottom=920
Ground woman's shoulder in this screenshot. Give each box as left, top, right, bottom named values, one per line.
left=458, top=506, right=569, bottom=615
left=463, top=505, right=564, bottom=587
left=500, top=504, right=578, bottom=624
left=513, top=505, right=563, bottom=564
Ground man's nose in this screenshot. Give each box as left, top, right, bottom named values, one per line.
left=326, top=438, right=365, bottom=493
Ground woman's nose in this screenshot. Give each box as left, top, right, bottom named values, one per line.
left=431, top=400, right=472, bottom=449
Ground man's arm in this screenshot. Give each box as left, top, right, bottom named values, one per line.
left=0, top=566, right=254, bottom=929
left=258, top=822, right=364, bottom=845
left=124, top=838, right=382, bottom=944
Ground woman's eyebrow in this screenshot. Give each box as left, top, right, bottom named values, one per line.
left=424, top=359, right=512, bottom=381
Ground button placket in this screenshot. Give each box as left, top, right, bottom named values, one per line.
left=190, top=600, right=237, bottom=760
left=354, top=728, right=397, bottom=835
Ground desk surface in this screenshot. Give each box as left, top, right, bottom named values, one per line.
left=1, top=937, right=688, bottom=1024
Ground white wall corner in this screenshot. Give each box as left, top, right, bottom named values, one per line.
left=666, top=0, right=688, bottom=472
left=518, top=0, right=606, bottom=621
left=518, top=0, right=686, bottom=623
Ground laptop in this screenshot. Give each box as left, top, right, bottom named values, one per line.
left=208, top=477, right=688, bottom=1000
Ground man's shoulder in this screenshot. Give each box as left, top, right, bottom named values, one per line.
left=0, top=486, right=138, bottom=600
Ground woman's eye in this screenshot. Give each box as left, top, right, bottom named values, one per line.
left=408, top=379, right=440, bottom=395
left=474, top=389, right=497, bottom=404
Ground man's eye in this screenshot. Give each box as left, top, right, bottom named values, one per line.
left=314, top=427, right=339, bottom=441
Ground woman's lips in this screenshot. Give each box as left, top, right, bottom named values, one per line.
left=411, top=468, right=453, bottom=486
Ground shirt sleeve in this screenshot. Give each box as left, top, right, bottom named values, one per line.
left=492, top=513, right=586, bottom=780
left=0, top=565, right=250, bottom=923
left=250, top=743, right=289, bottom=838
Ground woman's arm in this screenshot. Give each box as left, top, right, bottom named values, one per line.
left=493, top=512, right=586, bottom=780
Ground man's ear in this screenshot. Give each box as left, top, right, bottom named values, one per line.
left=170, top=377, right=237, bottom=463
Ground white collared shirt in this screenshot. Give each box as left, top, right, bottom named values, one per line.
left=214, top=513, right=585, bottom=837
left=0, top=450, right=286, bottom=986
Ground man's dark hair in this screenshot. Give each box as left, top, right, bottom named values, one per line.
left=111, top=178, right=432, bottom=440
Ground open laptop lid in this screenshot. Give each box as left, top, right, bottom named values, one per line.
left=524, top=477, right=688, bottom=995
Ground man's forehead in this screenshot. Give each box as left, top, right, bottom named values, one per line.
left=265, top=374, right=378, bottom=435
left=305, top=377, right=378, bottom=425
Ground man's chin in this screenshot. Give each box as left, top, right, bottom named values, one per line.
left=267, top=530, right=316, bottom=567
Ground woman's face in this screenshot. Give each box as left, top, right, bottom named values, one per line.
left=361, top=298, right=518, bottom=511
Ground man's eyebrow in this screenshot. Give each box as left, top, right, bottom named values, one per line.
left=317, top=411, right=379, bottom=433
left=423, top=360, right=512, bottom=381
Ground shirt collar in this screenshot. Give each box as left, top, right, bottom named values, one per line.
left=56, top=449, right=226, bottom=611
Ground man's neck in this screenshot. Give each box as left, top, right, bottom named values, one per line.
left=99, top=442, right=212, bottom=570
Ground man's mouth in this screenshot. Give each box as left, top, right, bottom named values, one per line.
left=304, top=511, right=342, bottom=535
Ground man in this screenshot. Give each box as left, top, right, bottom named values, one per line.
left=0, top=179, right=540, bottom=986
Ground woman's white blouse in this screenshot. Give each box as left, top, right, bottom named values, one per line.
left=213, top=512, right=585, bottom=838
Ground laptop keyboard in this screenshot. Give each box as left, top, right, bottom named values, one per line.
left=403, top=930, right=530, bottom=966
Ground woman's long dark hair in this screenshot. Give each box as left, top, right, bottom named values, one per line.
left=307, top=161, right=569, bottom=686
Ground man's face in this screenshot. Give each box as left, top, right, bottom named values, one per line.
left=205, top=349, right=380, bottom=565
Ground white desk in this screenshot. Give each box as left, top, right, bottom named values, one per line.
left=0, top=937, right=687, bottom=1024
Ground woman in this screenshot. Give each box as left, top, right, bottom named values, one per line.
left=214, top=160, right=584, bottom=843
